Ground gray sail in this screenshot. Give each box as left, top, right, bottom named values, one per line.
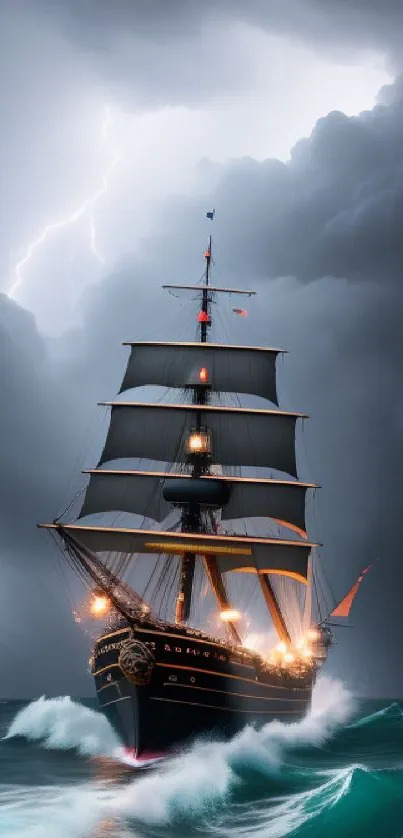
left=120, top=342, right=280, bottom=404
left=40, top=523, right=314, bottom=583
left=79, top=469, right=312, bottom=535
left=98, top=402, right=305, bottom=476
left=79, top=470, right=171, bottom=522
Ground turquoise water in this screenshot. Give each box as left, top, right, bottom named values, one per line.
left=1, top=677, right=402, bottom=837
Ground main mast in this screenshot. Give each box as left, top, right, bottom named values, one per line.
left=173, top=226, right=292, bottom=646
left=174, top=235, right=212, bottom=624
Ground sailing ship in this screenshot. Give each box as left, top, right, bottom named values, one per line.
left=39, top=216, right=368, bottom=758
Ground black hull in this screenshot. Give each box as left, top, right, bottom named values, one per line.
left=92, top=620, right=316, bottom=757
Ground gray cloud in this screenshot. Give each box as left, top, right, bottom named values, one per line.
left=33, top=0, right=403, bottom=106
left=0, top=1, right=111, bottom=296
left=0, top=296, right=94, bottom=694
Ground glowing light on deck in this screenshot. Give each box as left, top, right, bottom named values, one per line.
left=283, top=652, right=295, bottom=664
left=270, top=638, right=314, bottom=667
left=220, top=609, right=241, bottom=622
left=90, top=594, right=110, bottom=618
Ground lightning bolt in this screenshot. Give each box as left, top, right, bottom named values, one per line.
left=8, top=106, right=120, bottom=299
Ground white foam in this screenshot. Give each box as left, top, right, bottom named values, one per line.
left=0, top=784, right=114, bottom=838
left=115, top=741, right=234, bottom=823
left=223, top=675, right=354, bottom=772
left=5, top=695, right=120, bottom=758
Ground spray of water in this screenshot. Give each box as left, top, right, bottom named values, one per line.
left=115, top=676, right=355, bottom=825
left=4, top=695, right=120, bottom=758
left=3, top=675, right=355, bottom=837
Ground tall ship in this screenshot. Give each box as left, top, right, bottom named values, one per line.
left=39, top=215, right=367, bottom=759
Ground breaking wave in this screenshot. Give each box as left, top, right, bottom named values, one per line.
left=2, top=679, right=403, bottom=837
left=4, top=695, right=120, bottom=758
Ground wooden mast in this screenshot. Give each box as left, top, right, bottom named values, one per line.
left=175, top=233, right=212, bottom=624
left=259, top=575, right=291, bottom=644
left=203, top=555, right=241, bottom=645
left=174, top=221, right=292, bottom=648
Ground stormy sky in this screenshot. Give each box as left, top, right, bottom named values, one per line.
left=1, top=0, right=402, bottom=697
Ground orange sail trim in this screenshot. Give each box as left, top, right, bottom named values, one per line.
left=273, top=519, right=307, bottom=539
left=331, top=565, right=371, bottom=618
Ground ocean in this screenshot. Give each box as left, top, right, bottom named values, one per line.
left=0, top=677, right=402, bottom=838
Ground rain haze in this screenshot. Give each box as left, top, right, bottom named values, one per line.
left=0, top=0, right=401, bottom=697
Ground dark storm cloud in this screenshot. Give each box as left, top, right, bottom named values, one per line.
left=2, top=65, right=403, bottom=694
left=0, top=267, right=185, bottom=697
left=34, top=0, right=403, bottom=106
left=42, top=0, right=403, bottom=50
left=0, top=296, right=96, bottom=694
left=148, top=73, right=403, bottom=291
left=206, top=78, right=403, bottom=284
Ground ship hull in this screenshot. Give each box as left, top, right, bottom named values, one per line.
left=93, top=621, right=315, bottom=757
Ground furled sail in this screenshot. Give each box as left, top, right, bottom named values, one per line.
left=330, top=565, right=371, bottom=618
left=79, top=469, right=314, bottom=536
left=120, top=342, right=281, bottom=404
left=39, top=523, right=315, bottom=583
left=98, top=402, right=305, bottom=476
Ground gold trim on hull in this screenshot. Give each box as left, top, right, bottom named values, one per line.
left=163, top=681, right=310, bottom=703
left=93, top=660, right=312, bottom=693
left=150, top=697, right=305, bottom=714
left=155, top=661, right=311, bottom=690
left=94, top=626, right=255, bottom=665
left=100, top=696, right=131, bottom=709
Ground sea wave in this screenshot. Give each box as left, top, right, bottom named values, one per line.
left=1, top=675, right=365, bottom=837
left=4, top=695, right=120, bottom=758
left=348, top=701, right=403, bottom=729
left=4, top=680, right=403, bottom=837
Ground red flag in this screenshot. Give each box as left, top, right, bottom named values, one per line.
left=232, top=308, right=248, bottom=317
left=331, top=565, right=372, bottom=618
